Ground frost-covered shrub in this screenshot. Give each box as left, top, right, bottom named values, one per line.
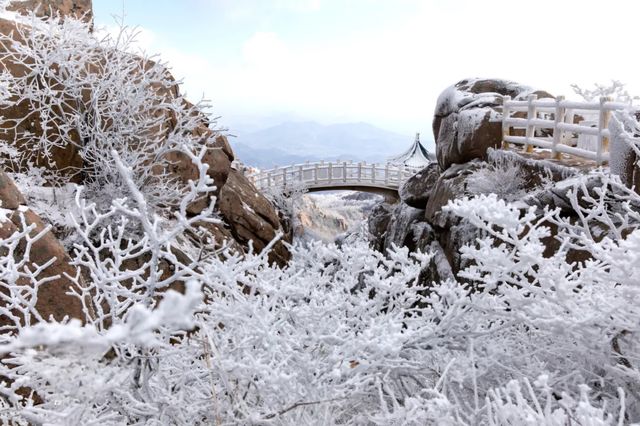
left=263, top=178, right=308, bottom=218
left=571, top=80, right=638, bottom=104
left=1, top=169, right=638, bottom=424
left=467, top=160, right=527, bottom=201
left=0, top=6, right=637, bottom=425
left=0, top=9, right=218, bottom=212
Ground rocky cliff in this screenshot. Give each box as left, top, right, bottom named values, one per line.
left=0, top=1, right=290, bottom=321
left=369, top=78, right=602, bottom=283
left=7, top=0, right=93, bottom=23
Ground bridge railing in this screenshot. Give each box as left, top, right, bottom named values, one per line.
left=502, top=94, right=631, bottom=165
left=249, top=161, right=416, bottom=191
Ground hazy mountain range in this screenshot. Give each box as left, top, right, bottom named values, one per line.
left=227, top=120, right=426, bottom=169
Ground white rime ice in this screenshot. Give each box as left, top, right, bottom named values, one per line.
left=0, top=7, right=637, bottom=426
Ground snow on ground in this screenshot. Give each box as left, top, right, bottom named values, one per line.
left=294, top=191, right=382, bottom=242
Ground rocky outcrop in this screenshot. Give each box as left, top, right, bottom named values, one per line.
left=433, top=78, right=554, bottom=171
left=218, top=169, right=290, bottom=266
left=383, top=203, right=425, bottom=253
left=368, top=203, right=393, bottom=252
left=0, top=171, right=83, bottom=325
left=424, top=161, right=483, bottom=228
left=8, top=0, right=93, bottom=23
left=0, top=6, right=290, bottom=267
left=399, top=163, right=440, bottom=209
left=370, top=78, right=592, bottom=283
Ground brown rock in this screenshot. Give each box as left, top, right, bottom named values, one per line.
left=161, top=145, right=231, bottom=215
left=189, top=221, right=244, bottom=254
left=367, top=202, right=393, bottom=251
left=8, top=0, right=93, bottom=24
left=214, top=134, right=235, bottom=162
left=0, top=18, right=85, bottom=183
left=399, top=163, right=441, bottom=209
left=0, top=208, right=83, bottom=325
left=433, top=78, right=554, bottom=171
left=424, top=161, right=483, bottom=228
left=0, top=170, right=25, bottom=209
left=217, top=169, right=290, bottom=266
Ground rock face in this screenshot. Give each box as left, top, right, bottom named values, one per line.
left=0, top=170, right=25, bottom=209
left=367, top=203, right=393, bottom=252
left=383, top=203, right=425, bottom=253
left=399, top=163, right=440, bottom=209
left=433, top=78, right=554, bottom=171
left=218, top=169, right=291, bottom=266
left=424, top=161, right=482, bottom=228
left=0, top=0, right=290, bottom=331
left=369, top=79, right=594, bottom=283
left=7, top=0, right=93, bottom=23
left=0, top=6, right=290, bottom=268
left=0, top=173, right=83, bottom=325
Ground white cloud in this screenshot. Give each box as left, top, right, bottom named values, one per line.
left=242, top=32, right=289, bottom=67
left=99, top=1, right=640, bottom=137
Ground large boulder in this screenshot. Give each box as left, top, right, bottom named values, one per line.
left=0, top=177, right=83, bottom=326
left=7, top=0, right=93, bottom=23
left=433, top=78, right=554, bottom=171
left=0, top=6, right=290, bottom=266
left=218, top=169, right=290, bottom=266
left=367, top=202, right=393, bottom=252
left=399, top=163, right=441, bottom=209
left=424, top=160, right=483, bottom=228
left=383, top=203, right=425, bottom=253
left=0, top=170, right=25, bottom=209
left=0, top=18, right=86, bottom=183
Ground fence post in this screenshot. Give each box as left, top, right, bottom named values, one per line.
left=267, top=171, right=271, bottom=187
left=372, top=164, right=376, bottom=182
left=328, top=162, right=333, bottom=183
left=552, top=95, right=565, bottom=160
left=282, top=168, right=287, bottom=187
left=343, top=161, right=347, bottom=182
left=298, top=165, right=303, bottom=181
left=525, top=93, right=538, bottom=153
left=357, top=163, right=362, bottom=181
left=502, top=95, right=511, bottom=149
left=314, top=163, right=318, bottom=183
left=385, top=163, right=389, bottom=185
left=596, top=96, right=612, bottom=166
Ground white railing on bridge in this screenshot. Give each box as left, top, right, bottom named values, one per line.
left=249, top=160, right=417, bottom=192
left=502, top=94, right=632, bottom=165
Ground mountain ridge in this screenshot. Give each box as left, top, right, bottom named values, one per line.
left=229, top=120, right=430, bottom=168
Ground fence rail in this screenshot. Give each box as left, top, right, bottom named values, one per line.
left=502, top=94, right=631, bottom=165
left=249, top=161, right=416, bottom=192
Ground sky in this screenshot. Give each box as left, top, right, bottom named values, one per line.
left=93, top=0, right=640, bottom=139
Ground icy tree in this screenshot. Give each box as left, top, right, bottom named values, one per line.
left=571, top=80, right=639, bottom=104
left=0, top=5, right=637, bottom=425
left=263, top=177, right=308, bottom=218
left=0, top=10, right=219, bottom=212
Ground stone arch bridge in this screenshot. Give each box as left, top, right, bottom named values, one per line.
left=248, top=160, right=417, bottom=198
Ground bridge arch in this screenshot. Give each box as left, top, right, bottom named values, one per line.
left=248, top=161, right=416, bottom=196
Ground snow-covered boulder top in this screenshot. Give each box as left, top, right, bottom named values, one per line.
left=433, top=78, right=554, bottom=171
left=6, top=0, right=93, bottom=24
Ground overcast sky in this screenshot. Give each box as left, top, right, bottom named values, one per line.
left=93, top=0, right=640, bottom=138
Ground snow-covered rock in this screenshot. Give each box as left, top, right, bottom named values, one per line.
left=295, top=191, right=382, bottom=243
left=399, top=163, right=441, bottom=209
left=433, top=78, right=554, bottom=170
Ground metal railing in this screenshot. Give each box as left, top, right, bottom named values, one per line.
left=502, top=94, right=631, bottom=165
left=249, top=160, right=416, bottom=192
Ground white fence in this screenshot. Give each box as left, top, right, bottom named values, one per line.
left=502, top=95, right=631, bottom=165
left=249, top=161, right=416, bottom=192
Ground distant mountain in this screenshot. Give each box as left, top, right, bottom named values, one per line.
left=229, top=121, right=420, bottom=168
left=231, top=142, right=322, bottom=169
